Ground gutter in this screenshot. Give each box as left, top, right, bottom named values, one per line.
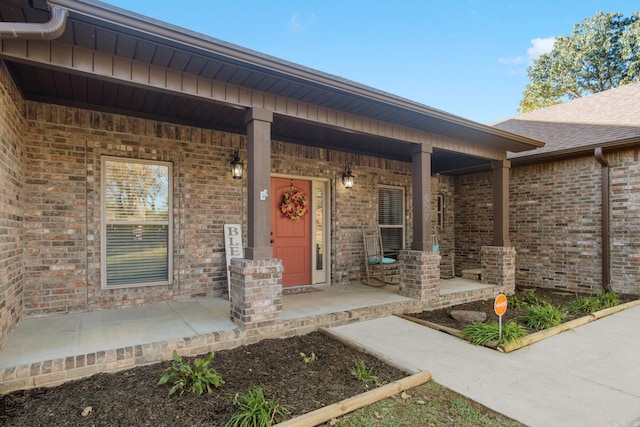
left=594, top=147, right=611, bottom=292
left=0, top=4, right=67, bottom=40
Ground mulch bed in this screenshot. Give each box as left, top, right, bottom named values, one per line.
left=409, top=286, right=639, bottom=332
left=0, top=332, right=406, bottom=426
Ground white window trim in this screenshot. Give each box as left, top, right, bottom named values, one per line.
left=378, top=185, right=405, bottom=251
left=101, top=156, right=173, bottom=289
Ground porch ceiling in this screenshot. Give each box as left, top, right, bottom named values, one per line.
left=0, top=0, right=539, bottom=172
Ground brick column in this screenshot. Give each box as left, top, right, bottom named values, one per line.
left=399, top=250, right=440, bottom=306
left=481, top=246, right=516, bottom=294
left=229, top=258, right=283, bottom=330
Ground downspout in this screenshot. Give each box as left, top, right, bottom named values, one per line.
left=594, top=147, right=611, bottom=292
left=0, top=4, right=67, bottom=40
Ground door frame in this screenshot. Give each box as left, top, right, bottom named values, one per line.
left=272, top=173, right=331, bottom=286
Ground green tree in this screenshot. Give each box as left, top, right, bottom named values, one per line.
left=519, top=11, right=640, bottom=113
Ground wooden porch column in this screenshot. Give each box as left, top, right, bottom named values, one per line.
left=411, top=143, right=433, bottom=251
left=245, top=107, right=274, bottom=260
left=492, top=159, right=511, bottom=247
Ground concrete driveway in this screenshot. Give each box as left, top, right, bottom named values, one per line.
left=326, top=305, right=640, bottom=427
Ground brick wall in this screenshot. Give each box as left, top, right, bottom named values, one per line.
left=20, top=101, right=453, bottom=316
left=454, top=172, right=493, bottom=275
left=455, top=150, right=640, bottom=295
left=433, top=175, right=455, bottom=277
left=0, top=61, right=24, bottom=345
left=510, top=157, right=603, bottom=292
left=608, top=149, right=640, bottom=295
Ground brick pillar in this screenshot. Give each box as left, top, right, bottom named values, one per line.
left=481, top=246, right=516, bottom=294
left=229, top=258, right=283, bottom=330
left=399, top=250, right=441, bottom=306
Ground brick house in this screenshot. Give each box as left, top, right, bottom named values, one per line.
left=0, top=0, right=544, bottom=348
left=489, top=82, right=640, bottom=296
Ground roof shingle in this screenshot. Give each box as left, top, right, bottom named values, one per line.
left=491, top=81, right=640, bottom=159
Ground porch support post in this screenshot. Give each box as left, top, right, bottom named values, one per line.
left=481, top=246, right=516, bottom=294
left=244, top=107, right=273, bottom=260
left=492, top=159, right=511, bottom=247
left=229, top=258, right=283, bottom=330
left=399, top=250, right=441, bottom=307
left=411, top=143, right=433, bottom=251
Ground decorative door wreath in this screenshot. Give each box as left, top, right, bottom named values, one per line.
left=279, top=180, right=308, bottom=221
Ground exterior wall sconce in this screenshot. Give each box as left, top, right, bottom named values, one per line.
left=230, top=147, right=243, bottom=179
left=342, top=162, right=354, bottom=188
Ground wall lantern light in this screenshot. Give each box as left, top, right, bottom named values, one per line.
left=342, top=162, right=354, bottom=189
left=230, top=148, right=244, bottom=179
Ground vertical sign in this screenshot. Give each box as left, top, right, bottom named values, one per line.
left=494, top=293, right=508, bottom=341
left=224, top=224, right=244, bottom=299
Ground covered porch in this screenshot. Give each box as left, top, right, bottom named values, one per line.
left=0, top=279, right=493, bottom=394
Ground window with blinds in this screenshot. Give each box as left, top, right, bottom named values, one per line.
left=378, top=186, right=405, bottom=257
left=102, top=157, right=172, bottom=288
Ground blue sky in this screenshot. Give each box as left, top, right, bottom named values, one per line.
left=102, top=1, right=638, bottom=124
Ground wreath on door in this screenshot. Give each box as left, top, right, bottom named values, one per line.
left=280, top=181, right=308, bottom=222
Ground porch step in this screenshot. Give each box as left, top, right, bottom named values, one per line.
left=461, top=268, right=481, bottom=280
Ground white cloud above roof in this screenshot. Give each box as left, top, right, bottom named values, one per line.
left=498, top=36, right=556, bottom=70
left=288, top=13, right=316, bottom=33
left=527, top=37, right=556, bottom=62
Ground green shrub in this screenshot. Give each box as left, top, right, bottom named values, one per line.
left=566, top=292, right=621, bottom=315
left=350, top=358, right=379, bottom=384
left=461, top=321, right=527, bottom=346
left=508, top=289, right=547, bottom=309
left=595, top=291, right=621, bottom=309
left=519, top=304, right=566, bottom=331
left=225, top=386, right=291, bottom=427
left=565, top=296, right=594, bottom=315
left=158, top=350, right=224, bottom=396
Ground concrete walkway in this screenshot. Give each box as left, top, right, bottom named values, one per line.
left=327, top=306, right=640, bottom=427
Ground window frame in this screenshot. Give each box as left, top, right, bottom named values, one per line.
left=101, top=156, right=173, bottom=289
left=437, top=194, right=445, bottom=229
left=377, top=185, right=405, bottom=255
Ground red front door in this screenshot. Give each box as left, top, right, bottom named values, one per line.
left=271, top=177, right=312, bottom=287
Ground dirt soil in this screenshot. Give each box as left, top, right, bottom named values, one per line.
left=0, top=332, right=406, bottom=426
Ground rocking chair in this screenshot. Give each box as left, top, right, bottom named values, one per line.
left=361, top=226, right=399, bottom=287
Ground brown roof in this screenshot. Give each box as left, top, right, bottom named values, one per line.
left=492, top=82, right=640, bottom=160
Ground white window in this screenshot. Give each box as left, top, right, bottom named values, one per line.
left=102, top=157, right=172, bottom=288
left=378, top=186, right=405, bottom=257
left=437, top=194, right=444, bottom=228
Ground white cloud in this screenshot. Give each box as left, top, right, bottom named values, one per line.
left=497, top=36, right=556, bottom=70
left=498, top=56, right=525, bottom=65
left=527, top=37, right=556, bottom=62
left=288, top=13, right=316, bottom=33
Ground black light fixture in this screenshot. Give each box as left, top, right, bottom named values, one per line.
left=230, top=147, right=243, bottom=179
left=342, top=162, right=354, bottom=189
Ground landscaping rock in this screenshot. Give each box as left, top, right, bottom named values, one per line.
left=450, top=310, right=487, bottom=323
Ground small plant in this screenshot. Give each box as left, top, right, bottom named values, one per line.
left=565, top=295, right=593, bottom=315
left=350, top=358, right=379, bottom=384
left=594, top=291, right=621, bottom=309
left=506, top=294, right=526, bottom=310
left=299, top=352, right=317, bottom=363
left=158, top=350, right=224, bottom=396
left=507, top=289, right=547, bottom=309
left=461, top=321, right=527, bottom=346
left=519, top=304, right=566, bottom=331
left=225, top=386, right=291, bottom=427
left=566, top=292, right=621, bottom=314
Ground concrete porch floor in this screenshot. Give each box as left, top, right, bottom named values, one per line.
left=0, top=278, right=493, bottom=393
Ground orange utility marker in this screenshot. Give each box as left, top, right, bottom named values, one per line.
left=494, top=293, right=508, bottom=341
